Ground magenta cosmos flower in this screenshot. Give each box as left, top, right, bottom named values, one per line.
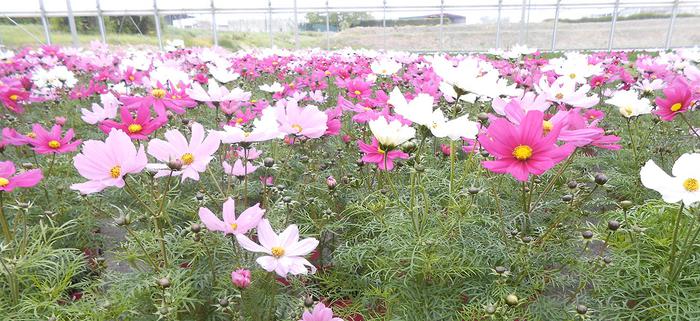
left=300, top=303, right=343, bottom=321
left=654, top=78, right=693, bottom=121
left=99, top=105, right=166, bottom=140
left=357, top=137, right=409, bottom=171
left=120, top=82, right=196, bottom=118
left=147, top=122, right=221, bottom=182
left=198, top=198, right=264, bottom=235
left=70, top=129, right=147, bottom=194
left=29, top=124, right=81, bottom=155
left=236, top=219, right=319, bottom=277
left=0, top=161, right=43, bottom=192
left=478, top=110, right=575, bottom=182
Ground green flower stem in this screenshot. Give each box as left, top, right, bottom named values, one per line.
left=154, top=172, right=174, bottom=268
left=0, top=192, right=12, bottom=241
left=531, top=150, right=576, bottom=212
left=668, top=202, right=685, bottom=281
left=679, top=113, right=700, bottom=140
left=124, top=226, right=160, bottom=272
left=671, top=218, right=700, bottom=282
left=626, top=118, right=639, bottom=163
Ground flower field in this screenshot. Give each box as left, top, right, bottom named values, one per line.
left=0, top=42, right=699, bottom=320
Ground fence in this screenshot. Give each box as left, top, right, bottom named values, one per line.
left=1, top=0, right=700, bottom=52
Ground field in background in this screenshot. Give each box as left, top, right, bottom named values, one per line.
left=1, top=16, right=698, bottom=51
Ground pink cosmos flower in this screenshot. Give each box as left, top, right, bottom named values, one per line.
left=147, top=122, right=221, bottom=182
left=236, top=219, right=319, bottom=277
left=70, top=129, right=147, bottom=194
left=357, top=138, right=409, bottom=171
left=654, top=78, right=693, bottom=121
left=29, top=124, right=81, bottom=155
left=120, top=82, right=196, bottom=118
left=1, top=128, right=32, bottom=146
left=300, top=303, right=343, bottom=321
left=198, top=198, right=264, bottom=235
left=0, top=161, right=43, bottom=192
left=275, top=100, right=328, bottom=139
left=99, top=105, right=166, bottom=140
left=339, top=77, right=372, bottom=99
left=223, top=159, right=259, bottom=177
left=478, top=110, right=575, bottom=182
left=231, top=269, right=251, bottom=289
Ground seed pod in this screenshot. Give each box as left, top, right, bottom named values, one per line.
left=196, top=192, right=204, bottom=201
left=414, top=164, right=425, bottom=173
left=505, top=294, right=519, bottom=306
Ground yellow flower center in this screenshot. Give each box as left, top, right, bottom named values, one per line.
left=236, top=117, right=244, bottom=124
left=251, top=99, right=257, bottom=103
left=271, top=246, right=285, bottom=258
left=377, top=146, right=386, bottom=154
left=381, top=69, right=387, bottom=74
left=127, top=124, right=142, bottom=133
left=0, top=177, right=9, bottom=187
left=229, top=223, right=238, bottom=231
left=291, top=124, right=303, bottom=134
left=48, top=140, right=61, bottom=149
left=670, top=103, right=682, bottom=112
left=110, top=166, right=121, bottom=178
left=555, top=93, right=564, bottom=100
left=622, top=105, right=634, bottom=116
left=683, top=178, right=699, bottom=192
left=243, top=131, right=251, bottom=138
left=288, top=83, right=294, bottom=88
left=569, top=73, right=576, bottom=79
left=26, top=132, right=36, bottom=138
left=542, top=120, right=553, bottom=134
left=128, top=75, right=135, bottom=81
left=272, top=61, right=278, bottom=65
left=181, top=153, right=194, bottom=165
left=325, top=70, right=331, bottom=76
left=353, top=90, right=362, bottom=95
left=512, top=145, right=533, bottom=161
left=151, top=88, right=166, bottom=99
left=9, top=94, right=18, bottom=101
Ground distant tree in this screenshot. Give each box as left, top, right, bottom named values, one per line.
left=305, top=11, right=374, bottom=30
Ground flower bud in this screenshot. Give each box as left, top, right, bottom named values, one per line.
left=304, top=295, right=315, bottom=308
left=620, top=200, right=633, bottom=210
left=576, top=304, right=588, bottom=315
left=326, top=176, right=337, bottom=190
left=158, top=277, right=170, bottom=288
left=115, top=215, right=130, bottom=226
left=594, top=173, right=608, bottom=185
left=219, top=298, right=229, bottom=307
left=231, top=269, right=251, bottom=289
left=562, top=194, right=573, bottom=202
left=505, top=294, right=519, bottom=306
left=190, top=223, right=201, bottom=233
left=477, top=112, right=489, bottom=123
left=167, top=159, right=183, bottom=171
left=582, top=230, right=593, bottom=239
left=264, top=157, right=275, bottom=168
left=608, top=220, right=620, bottom=231
left=567, top=180, right=578, bottom=189
left=468, top=186, right=481, bottom=195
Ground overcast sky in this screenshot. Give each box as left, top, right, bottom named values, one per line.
left=3, top=0, right=692, bottom=24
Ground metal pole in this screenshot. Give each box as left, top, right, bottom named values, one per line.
left=38, top=0, right=51, bottom=45
left=518, top=0, right=527, bottom=44
left=66, top=0, right=79, bottom=47
left=153, top=0, right=163, bottom=50
left=293, top=0, right=299, bottom=49
left=608, top=0, right=620, bottom=51
left=439, top=0, right=444, bottom=52
left=211, top=0, right=218, bottom=46
left=551, top=0, right=561, bottom=50
left=96, top=0, right=106, bottom=43
left=495, top=0, right=502, bottom=48
left=524, top=0, right=532, bottom=45
left=325, top=0, right=330, bottom=50
left=665, top=0, right=680, bottom=49
left=382, top=0, right=387, bottom=51
left=268, top=0, right=273, bottom=47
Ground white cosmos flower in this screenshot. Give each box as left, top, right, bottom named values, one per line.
left=605, top=89, right=653, bottom=118
left=634, top=78, right=665, bottom=93
left=641, top=153, right=700, bottom=206
left=389, top=87, right=478, bottom=140
left=259, top=82, right=284, bottom=93
left=368, top=116, right=415, bottom=147
left=208, top=63, right=240, bottom=83
left=370, top=59, right=402, bottom=76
